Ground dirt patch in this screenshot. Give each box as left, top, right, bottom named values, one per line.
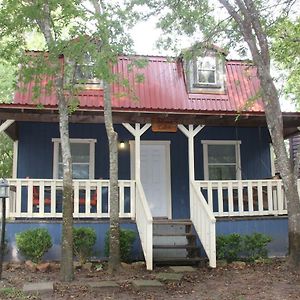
left=0, top=259, right=299, bottom=299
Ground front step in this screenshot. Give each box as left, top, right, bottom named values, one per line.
left=152, top=219, right=202, bottom=266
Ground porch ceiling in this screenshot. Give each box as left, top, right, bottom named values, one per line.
left=0, top=106, right=300, bottom=138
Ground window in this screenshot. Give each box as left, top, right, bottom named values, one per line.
left=185, top=51, right=225, bottom=93
left=52, top=139, right=96, bottom=179
left=197, top=56, right=216, bottom=84
left=202, top=140, right=241, bottom=180
left=66, top=52, right=103, bottom=88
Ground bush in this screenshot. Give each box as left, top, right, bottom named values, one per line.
left=243, top=233, right=272, bottom=262
left=216, top=233, right=243, bottom=262
left=16, top=228, right=52, bottom=263
left=104, top=229, right=136, bottom=262
left=216, top=233, right=272, bottom=263
left=73, top=227, right=97, bottom=264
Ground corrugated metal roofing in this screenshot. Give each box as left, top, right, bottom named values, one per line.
left=13, top=56, right=264, bottom=113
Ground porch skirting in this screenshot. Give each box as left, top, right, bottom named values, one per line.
left=4, top=217, right=288, bottom=262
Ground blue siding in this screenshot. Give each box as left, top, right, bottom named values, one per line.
left=17, top=122, right=272, bottom=218
left=216, top=217, right=288, bottom=256
left=5, top=221, right=142, bottom=262
left=5, top=218, right=288, bottom=261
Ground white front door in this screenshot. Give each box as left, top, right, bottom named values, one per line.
left=131, top=141, right=171, bottom=218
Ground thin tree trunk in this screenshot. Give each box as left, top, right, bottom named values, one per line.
left=103, top=81, right=120, bottom=273
left=219, top=0, right=300, bottom=268
left=57, top=78, right=74, bottom=281
left=35, top=3, right=74, bottom=280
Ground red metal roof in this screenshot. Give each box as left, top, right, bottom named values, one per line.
left=12, top=56, right=264, bottom=114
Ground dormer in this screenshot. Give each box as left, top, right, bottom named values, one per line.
left=65, top=51, right=103, bottom=90
left=184, top=46, right=226, bottom=94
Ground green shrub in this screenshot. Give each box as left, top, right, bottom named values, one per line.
left=216, top=233, right=243, bottom=262
left=104, top=229, right=136, bottom=262
left=216, top=233, right=272, bottom=263
left=73, top=227, right=97, bottom=264
left=16, top=228, right=52, bottom=263
left=242, top=233, right=272, bottom=262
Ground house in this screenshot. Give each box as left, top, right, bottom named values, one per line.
left=0, top=47, right=300, bottom=270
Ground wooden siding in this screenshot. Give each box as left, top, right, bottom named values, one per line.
left=17, top=122, right=272, bottom=219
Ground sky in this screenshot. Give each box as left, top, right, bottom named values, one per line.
left=130, top=16, right=296, bottom=112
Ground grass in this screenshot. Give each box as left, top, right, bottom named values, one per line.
left=0, top=287, right=29, bottom=299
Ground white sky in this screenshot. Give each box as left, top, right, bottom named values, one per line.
left=130, top=17, right=296, bottom=112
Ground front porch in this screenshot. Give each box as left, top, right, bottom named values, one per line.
left=4, top=177, right=289, bottom=270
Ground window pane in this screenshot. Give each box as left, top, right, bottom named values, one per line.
left=59, top=143, right=90, bottom=163
left=198, top=70, right=216, bottom=83
left=73, top=164, right=89, bottom=179
left=58, top=164, right=89, bottom=179
left=208, top=165, right=236, bottom=180
left=208, top=144, right=236, bottom=163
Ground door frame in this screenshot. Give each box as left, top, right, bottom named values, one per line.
left=129, top=140, right=172, bottom=219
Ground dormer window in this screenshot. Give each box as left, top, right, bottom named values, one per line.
left=65, top=52, right=103, bottom=89
left=185, top=50, right=226, bottom=94
left=197, top=56, right=217, bottom=84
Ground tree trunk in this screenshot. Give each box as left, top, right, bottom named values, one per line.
left=35, top=3, right=75, bottom=281
left=103, top=81, right=120, bottom=273
left=219, top=0, right=300, bottom=268
left=56, top=77, right=74, bottom=282
left=257, top=69, right=300, bottom=268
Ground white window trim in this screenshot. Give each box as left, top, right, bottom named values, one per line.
left=202, top=140, right=242, bottom=180
left=52, top=138, right=96, bottom=179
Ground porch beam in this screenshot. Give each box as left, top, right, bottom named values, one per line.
left=0, top=119, right=15, bottom=133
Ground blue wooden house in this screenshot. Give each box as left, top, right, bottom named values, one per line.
left=0, top=49, right=299, bottom=269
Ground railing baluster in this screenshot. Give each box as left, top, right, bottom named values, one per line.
left=119, top=181, right=124, bottom=217
left=74, top=181, right=79, bottom=217
left=131, top=181, right=135, bottom=219
left=277, top=180, right=284, bottom=214
left=97, top=181, right=102, bottom=216
left=217, top=181, right=223, bottom=215
left=267, top=181, right=273, bottom=213
left=85, top=181, right=91, bottom=216
left=238, top=180, right=244, bottom=215
left=207, top=181, right=213, bottom=210
left=247, top=181, right=253, bottom=213
left=28, top=180, right=33, bottom=217
left=50, top=181, right=56, bottom=215
left=257, top=181, right=263, bottom=213
left=228, top=181, right=234, bottom=214
left=39, top=181, right=45, bottom=217
left=16, top=180, right=22, bottom=216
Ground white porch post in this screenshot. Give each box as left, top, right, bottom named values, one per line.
left=178, top=124, right=204, bottom=183
left=122, top=123, right=151, bottom=182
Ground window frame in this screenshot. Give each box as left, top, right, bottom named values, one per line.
left=52, top=138, right=96, bottom=179
left=202, top=140, right=242, bottom=180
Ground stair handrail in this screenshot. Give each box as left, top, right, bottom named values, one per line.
left=190, top=181, right=216, bottom=268
left=135, top=179, right=153, bottom=270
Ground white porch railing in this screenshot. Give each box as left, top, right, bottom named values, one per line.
left=195, top=179, right=288, bottom=217
left=135, top=179, right=153, bottom=270
left=190, top=181, right=216, bottom=268
left=6, top=179, right=135, bottom=219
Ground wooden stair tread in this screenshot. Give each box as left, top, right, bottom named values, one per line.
left=153, top=257, right=203, bottom=263
left=153, top=232, right=195, bottom=237
left=153, top=244, right=198, bottom=249
left=153, top=219, right=192, bottom=225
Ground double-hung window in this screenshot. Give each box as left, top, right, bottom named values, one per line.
left=202, top=140, right=241, bottom=180
left=197, top=56, right=217, bottom=84
left=52, top=138, right=96, bottom=179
